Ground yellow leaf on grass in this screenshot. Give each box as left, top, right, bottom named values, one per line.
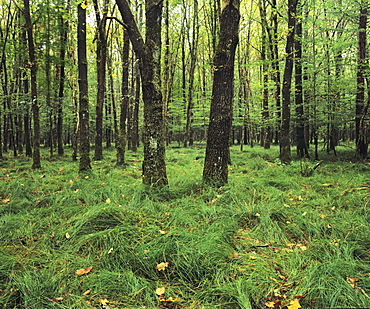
left=265, top=301, right=276, bottom=308
left=82, top=289, right=91, bottom=295
left=156, top=287, right=166, bottom=295
left=346, top=276, right=359, bottom=289
left=156, top=262, right=169, bottom=271
left=106, top=198, right=111, bottom=203
left=287, top=298, right=301, bottom=309
left=98, top=298, right=109, bottom=305
left=75, top=266, right=93, bottom=276
left=2, top=199, right=10, bottom=203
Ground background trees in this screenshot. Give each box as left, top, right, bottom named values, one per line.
left=0, top=0, right=368, bottom=183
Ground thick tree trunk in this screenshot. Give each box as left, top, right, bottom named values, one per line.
left=78, top=1, right=91, bottom=172
left=23, top=0, right=41, bottom=169
left=279, top=0, right=297, bottom=164
left=356, top=5, right=368, bottom=158
left=203, top=0, right=240, bottom=186
left=116, top=0, right=168, bottom=186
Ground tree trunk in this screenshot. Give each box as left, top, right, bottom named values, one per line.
left=356, top=5, right=368, bottom=158
left=116, top=0, right=168, bottom=186
left=93, top=0, right=108, bottom=160
left=78, top=1, right=91, bottom=172
left=116, top=29, right=130, bottom=165
left=258, top=0, right=270, bottom=149
left=295, top=3, right=309, bottom=158
left=57, top=8, right=68, bottom=156
left=203, top=0, right=240, bottom=186
left=279, top=0, right=297, bottom=164
left=23, top=0, right=41, bottom=169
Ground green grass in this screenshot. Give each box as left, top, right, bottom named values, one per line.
left=0, top=144, right=369, bottom=308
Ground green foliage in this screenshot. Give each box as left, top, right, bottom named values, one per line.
left=0, top=145, right=370, bottom=308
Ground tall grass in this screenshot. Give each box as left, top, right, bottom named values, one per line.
left=0, top=145, right=369, bottom=308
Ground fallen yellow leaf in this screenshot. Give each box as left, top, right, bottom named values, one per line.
left=98, top=298, right=109, bottom=305
left=287, top=298, right=301, bottom=309
left=75, top=266, right=93, bottom=276
left=82, top=289, right=91, bottom=295
left=156, top=287, right=166, bottom=295
left=156, top=262, right=169, bottom=271
left=1, top=199, right=10, bottom=203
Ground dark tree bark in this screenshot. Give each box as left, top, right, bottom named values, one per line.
left=57, top=7, right=68, bottom=156
left=295, top=3, right=309, bottom=158
left=184, top=0, right=199, bottom=147
left=116, top=0, right=168, bottom=186
left=279, top=0, right=297, bottom=164
left=203, top=0, right=240, bottom=186
left=116, top=29, right=130, bottom=165
left=23, top=0, right=41, bottom=169
left=93, top=0, right=108, bottom=160
left=355, top=5, right=368, bottom=158
left=258, top=0, right=270, bottom=149
left=78, top=1, right=91, bottom=172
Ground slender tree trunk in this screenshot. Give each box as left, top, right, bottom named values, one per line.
left=295, top=3, right=309, bottom=158
left=78, top=1, right=91, bottom=172
left=116, top=0, right=168, bottom=185
left=184, top=0, right=199, bottom=147
left=57, top=9, right=68, bottom=156
left=116, top=29, right=130, bottom=165
left=258, top=0, right=270, bottom=149
left=93, top=0, right=108, bottom=160
left=203, top=0, right=240, bottom=186
left=279, top=0, right=297, bottom=164
left=356, top=4, right=368, bottom=158
left=23, top=0, right=41, bottom=169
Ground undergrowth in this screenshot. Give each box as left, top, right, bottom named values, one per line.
left=0, top=144, right=369, bottom=308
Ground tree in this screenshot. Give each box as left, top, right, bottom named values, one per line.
left=23, top=0, right=41, bottom=169
left=78, top=0, right=91, bottom=172
left=93, top=0, right=109, bottom=160
left=203, top=0, right=240, bottom=186
left=295, top=1, right=309, bottom=158
left=355, top=3, right=368, bottom=158
left=116, top=0, right=168, bottom=186
left=279, top=0, right=297, bottom=164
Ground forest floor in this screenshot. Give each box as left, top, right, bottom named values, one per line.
left=0, top=143, right=369, bottom=309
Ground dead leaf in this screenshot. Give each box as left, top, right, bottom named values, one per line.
left=2, top=199, right=10, bottom=203
left=65, top=232, right=71, bottom=239
left=106, top=198, right=111, bottom=203
left=159, top=230, right=167, bottom=235
left=51, top=297, right=64, bottom=301
left=156, top=262, right=169, bottom=271
left=75, top=266, right=93, bottom=276
left=265, top=300, right=278, bottom=308
left=287, top=298, right=301, bottom=309
left=346, top=276, right=359, bottom=289
left=156, top=287, right=166, bottom=295
left=98, top=298, right=109, bottom=305
left=82, top=289, right=91, bottom=295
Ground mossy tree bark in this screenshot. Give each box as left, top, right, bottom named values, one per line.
left=116, top=0, right=168, bottom=186
left=78, top=1, right=91, bottom=172
left=23, top=0, right=41, bottom=169
left=279, top=0, right=297, bottom=164
left=203, top=0, right=240, bottom=186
